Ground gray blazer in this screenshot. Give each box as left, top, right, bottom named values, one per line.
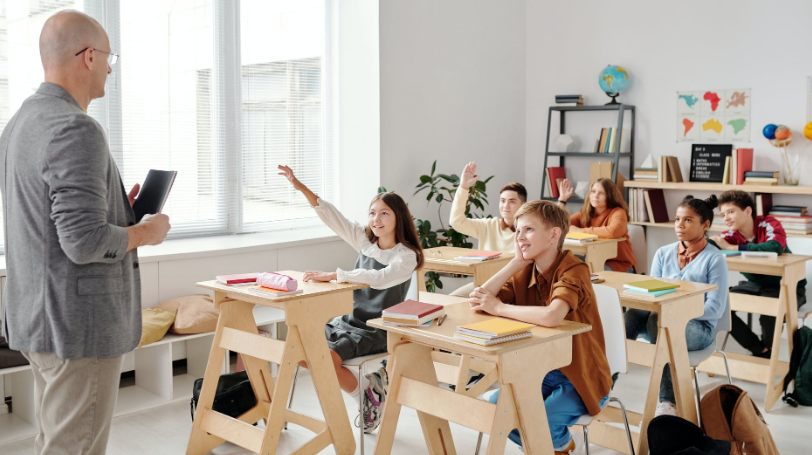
left=0, top=83, right=141, bottom=359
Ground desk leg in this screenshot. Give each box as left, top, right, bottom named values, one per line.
left=637, top=328, right=671, bottom=455
left=764, top=282, right=792, bottom=412
left=375, top=340, right=457, bottom=455
left=660, top=299, right=699, bottom=426
left=588, top=242, right=618, bottom=273
left=417, top=269, right=428, bottom=293
left=258, top=325, right=304, bottom=454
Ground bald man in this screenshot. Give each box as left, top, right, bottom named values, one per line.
left=0, top=10, right=170, bottom=454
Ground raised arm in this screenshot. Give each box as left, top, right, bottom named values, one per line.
left=448, top=162, right=484, bottom=239
left=278, top=165, right=319, bottom=207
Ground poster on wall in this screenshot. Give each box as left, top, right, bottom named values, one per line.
left=676, top=88, right=751, bottom=142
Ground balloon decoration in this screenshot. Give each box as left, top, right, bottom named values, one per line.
left=764, top=123, right=806, bottom=185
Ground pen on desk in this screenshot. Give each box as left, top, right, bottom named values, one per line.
left=436, top=314, right=448, bottom=326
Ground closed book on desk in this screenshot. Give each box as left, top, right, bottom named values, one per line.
left=216, top=273, right=260, bottom=285
left=383, top=300, right=444, bottom=320
left=457, top=318, right=535, bottom=339
left=622, top=288, right=677, bottom=299
left=454, top=252, right=502, bottom=261
left=643, top=189, right=669, bottom=223
left=133, top=169, right=178, bottom=222
left=454, top=331, right=532, bottom=346
left=624, top=279, right=679, bottom=293
left=566, top=232, right=598, bottom=241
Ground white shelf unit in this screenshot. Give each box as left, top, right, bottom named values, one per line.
left=0, top=302, right=285, bottom=445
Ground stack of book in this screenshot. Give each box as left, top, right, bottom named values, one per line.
left=622, top=279, right=680, bottom=299
left=629, top=188, right=669, bottom=223
left=555, top=94, right=583, bottom=106
left=595, top=127, right=623, bottom=154
left=743, top=171, right=779, bottom=186
left=455, top=318, right=535, bottom=346
left=633, top=166, right=658, bottom=180
left=769, top=205, right=812, bottom=234
left=455, top=252, right=502, bottom=261
left=382, top=300, right=445, bottom=327
left=658, top=156, right=683, bottom=182
left=564, top=232, right=598, bottom=245
left=721, top=148, right=753, bottom=185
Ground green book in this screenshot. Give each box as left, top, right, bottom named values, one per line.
left=720, top=250, right=742, bottom=256
left=623, top=279, right=680, bottom=293
left=624, top=288, right=677, bottom=297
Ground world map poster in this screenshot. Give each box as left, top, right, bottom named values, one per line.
left=676, top=88, right=751, bottom=142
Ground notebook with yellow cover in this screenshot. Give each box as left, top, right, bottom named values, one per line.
left=456, top=318, right=535, bottom=339
left=565, top=232, right=599, bottom=240
left=623, top=279, right=679, bottom=293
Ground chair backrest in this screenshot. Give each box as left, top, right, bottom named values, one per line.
left=786, top=237, right=812, bottom=301
left=627, top=224, right=647, bottom=274
left=592, top=284, right=627, bottom=375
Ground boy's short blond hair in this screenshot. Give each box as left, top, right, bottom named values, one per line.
left=514, top=200, right=570, bottom=250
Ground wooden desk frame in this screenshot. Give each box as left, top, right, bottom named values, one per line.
left=585, top=272, right=715, bottom=455
left=186, top=275, right=367, bottom=455
left=696, top=254, right=811, bottom=411
left=563, top=238, right=622, bottom=273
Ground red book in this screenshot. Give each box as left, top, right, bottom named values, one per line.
left=382, top=300, right=444, bottom=319
left=736, top=148, right=753, bottom=185
left=216, top=273, right=260, bottom=285
left=547, top=167, right=566, bottom=199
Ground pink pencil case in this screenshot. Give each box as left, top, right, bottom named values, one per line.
left=256, top=272, right=298, bottom=292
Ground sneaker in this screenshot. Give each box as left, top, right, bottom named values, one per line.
left=655, top=401, right=678, bottom=417
left=554, top=430, right=585, bottom=455
left=358, top=367, right=388, bottom=434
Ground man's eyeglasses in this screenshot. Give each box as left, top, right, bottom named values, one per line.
left=75, top=47, right=119, bottom=66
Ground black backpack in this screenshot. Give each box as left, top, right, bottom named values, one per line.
left=191, top=371, right=257, bottom=421
left=783, top=325, right=812, bottom=407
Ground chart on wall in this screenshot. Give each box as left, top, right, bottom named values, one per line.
left=676, top=88, right=751, bottom=142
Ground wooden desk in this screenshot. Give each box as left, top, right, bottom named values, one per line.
left=369, top=302, right=591, bottom=455
left=588, top=271, right=717, bottom=455
left=697, top=253, right=812, bottom=411
left=563, top=238, right=622, bottom=273
left=186, top=273, right=368, bottom=455
left=417, top=247, right=513, bottom=295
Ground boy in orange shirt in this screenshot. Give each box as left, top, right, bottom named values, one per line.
left=468, top=200, right=613, bottom=454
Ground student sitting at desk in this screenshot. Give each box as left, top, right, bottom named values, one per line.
left=448, top=161, right=527, bottom=296
left=557, top=178, right=637, bottom=273
left=625, top=195, right=728, bottom=416
left=709, top=190, right=807, bottom=359
left=278, top=165, right=424, bottom=433
left=468, top=200, right=612, bottom=454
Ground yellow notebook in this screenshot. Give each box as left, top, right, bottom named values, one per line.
left=566, top=232, right=599, bottom=240
left=457, top=318, right=535, bottom=339
left=623, top=279, right=680, bottom=293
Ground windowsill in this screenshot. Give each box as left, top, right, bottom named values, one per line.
left=0, top=227, right=340, bottom=275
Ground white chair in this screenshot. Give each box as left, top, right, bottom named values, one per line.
left=786, top=238, right=812, bottom=325
left=286, top=353, right=388, bottom=455
left=627, top=224, right=647, bottom=274
left=691, top=293, right=732, bottom=426
left=473, top=284, right=636, bottom=455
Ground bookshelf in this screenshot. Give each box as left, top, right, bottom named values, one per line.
left=626, top=180, right=812, bottom=239
left=540, top=104, right=635, bottom=202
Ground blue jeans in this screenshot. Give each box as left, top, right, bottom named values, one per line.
left=485, top=369, right=609, bottom=450
left=624, top=309, right=714, bottom=403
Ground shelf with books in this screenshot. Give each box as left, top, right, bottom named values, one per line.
left=624, top=180, right=812, bottom=196
left=541, top=104, right=635, bottom=200
left=629, top=220, right=812, bottom=240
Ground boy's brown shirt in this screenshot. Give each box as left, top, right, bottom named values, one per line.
left=496, top=249, right=613, bottom=415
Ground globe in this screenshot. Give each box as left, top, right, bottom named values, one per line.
left=598, top=65, right=629, bottom=105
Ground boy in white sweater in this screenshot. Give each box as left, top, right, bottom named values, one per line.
left=448, top=161, right=527, bottom=296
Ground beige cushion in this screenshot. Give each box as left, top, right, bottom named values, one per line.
left=156, top=295, right=220, bottom=335
left=139, top=308, right=177, bottom=348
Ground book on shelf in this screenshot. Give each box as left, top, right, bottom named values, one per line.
left=755, top=193, right=772, bottom=217
left=603, top=128, right=613, bottom=153
left=643, top=189, right=670, bottom=223
left=547, top=167, right=566, bottom=198
left=666, top=156, right=683, bottom=182
left=555, top=95, right=583, bottom=102
left=556, top=102, right=584, bottom=106
left=743, top=179, right=777, bottom=186
left=771, top=205, right=807, bottom=214
left=744, top=176, right=779, bottom=183
left=770, top=214, right=812, bottom=222
left=722, top=156, right=731, bottom=184
left=607, top=128, right=617, bottom=154
left=735, top=148, right=754, bottom=185
left=598, top=128, right=608, bottom=154
left=771, top=211, right=810, bottom=217
left=745, top=171, right=779, bottom=179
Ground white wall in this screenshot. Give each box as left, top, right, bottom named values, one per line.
left=379, top=0, right=526, bottom=227
left=526, top=0, right=812, bottom=263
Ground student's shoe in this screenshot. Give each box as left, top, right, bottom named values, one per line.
left=358, top=367, right=388, bottom=434
left=554, top=430, right=585, bottom=454
left=655, top=401, right=678, bottom=417
left=753, top=347, right=772, bottom=359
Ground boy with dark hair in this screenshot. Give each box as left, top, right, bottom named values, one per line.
left=710, top=190, right=807, bottom=358
left=468, top=200, right=612, bottom=454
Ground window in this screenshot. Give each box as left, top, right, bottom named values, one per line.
left=0, top=0, right=338, bottom=253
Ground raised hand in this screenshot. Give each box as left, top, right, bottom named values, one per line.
left=558, top=179, right=574, bottom=202
left=277, top=165, right=301, bottom=188
left=460, top=161, right=480, bottom=190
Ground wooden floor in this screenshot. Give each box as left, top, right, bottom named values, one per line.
left=1, top=325, right=810, bottom=454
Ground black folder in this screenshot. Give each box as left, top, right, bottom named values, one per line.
left=133, top=170, right=177, bottom=222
